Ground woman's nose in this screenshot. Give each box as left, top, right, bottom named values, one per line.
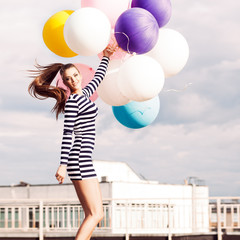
left=71, top=77, right=77, bottom=82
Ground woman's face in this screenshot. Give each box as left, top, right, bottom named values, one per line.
left=63, top=67, right=82, bottom=92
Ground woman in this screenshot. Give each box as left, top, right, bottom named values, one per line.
left=28, top=45, right=115, bottom=240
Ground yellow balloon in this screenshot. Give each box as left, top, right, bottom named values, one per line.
left=42, top=10, right=77, bottom=58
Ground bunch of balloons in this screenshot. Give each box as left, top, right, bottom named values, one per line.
left=42, top=0, right=189, bottom=129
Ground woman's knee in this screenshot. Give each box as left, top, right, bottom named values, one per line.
left=87, top=208, right=104, bottom=223
left=97, top=208, right=104, bottom=222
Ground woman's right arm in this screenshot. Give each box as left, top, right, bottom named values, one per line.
left=55, top=96, right=78, bottom=184
left=55, top=165, right=67, bottom=184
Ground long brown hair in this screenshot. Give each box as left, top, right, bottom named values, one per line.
left=28, top=62, right=76, bottom=119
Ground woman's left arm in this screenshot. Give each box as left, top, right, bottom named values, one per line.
left=82, top=45, right=117, bottom=97
left=82, top=57, right=109, bottom=97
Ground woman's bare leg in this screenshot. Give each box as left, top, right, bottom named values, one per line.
left=72, top=178, right=104, bottom=240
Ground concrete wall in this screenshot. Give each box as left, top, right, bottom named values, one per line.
left=0, top=181, right=208, bottom=201
left=111, top=181, right=196, bottom=199
left=0, top=184, right=77, bottom=200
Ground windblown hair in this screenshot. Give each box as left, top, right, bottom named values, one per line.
left=28, top=62, right=76, bottom=119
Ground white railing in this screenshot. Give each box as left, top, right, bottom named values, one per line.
left=0, top=197, right=240, bottom=240
left=209, top=197, right=240, bottom=239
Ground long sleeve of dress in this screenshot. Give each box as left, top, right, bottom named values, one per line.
left=82, top=56, right=109, bottom=97
left=60, top=97, right=79, bottom=165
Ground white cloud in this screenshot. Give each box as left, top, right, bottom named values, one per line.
left=94, top=115, right=240, bottom=196
left=169, top=0, right=240, bottom=70
left=210, top=59, right=240, bottom=71
left=173, top=93, right=214, bottom=122
left=0, top=111, right=63, bottom=184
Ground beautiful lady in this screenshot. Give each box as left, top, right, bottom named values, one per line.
left=28, top=45, right=115, bottom=240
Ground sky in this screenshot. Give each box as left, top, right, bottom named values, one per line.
left=0, top=0, right=240, bottom=197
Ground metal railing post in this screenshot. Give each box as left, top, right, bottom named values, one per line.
left=217, top=198, right=222, bottom=240
left=39, top=201, right=43, bottom=240
left=192, top=184, right=196, bottom=232
left=67, top=206, right=71, bottom=230
left=168, top=199, right=172, bottom=240
left=125, top=200, right=129, bottom=240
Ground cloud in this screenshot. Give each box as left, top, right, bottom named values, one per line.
left=169, top=0, right=240, bottom=71
left=0, top=111, right=63, bottom=184
left=94, top=116, right=240, bottom=196
left=172, top=93, right=214, bottom=122
left=210, top=59, right=240, bottom=71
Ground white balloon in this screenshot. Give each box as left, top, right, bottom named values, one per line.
left=64, top=8, right=111, bottom=56
left=117, top=55, right=165, bottom=102
left=97, top=60, right=130, bottom=106
left=147, top=28, right=189, bottom=78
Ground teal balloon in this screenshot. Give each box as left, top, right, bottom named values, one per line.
left=112, top=96, right=160, bottom=129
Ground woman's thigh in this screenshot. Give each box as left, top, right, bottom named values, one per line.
left=72, top=178, right=103, bottom=215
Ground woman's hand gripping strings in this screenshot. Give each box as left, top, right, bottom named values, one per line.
left=103, top=42, right=119, bottom=58
left=55, top=165, right=67, bottom=184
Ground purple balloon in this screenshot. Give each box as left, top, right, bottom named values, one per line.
left=131, top=0, right=172, bottom=28
left=114, top=8, right=159, bottom=54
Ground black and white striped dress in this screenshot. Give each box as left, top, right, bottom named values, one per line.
left=60, top=57, right=109, bottom=180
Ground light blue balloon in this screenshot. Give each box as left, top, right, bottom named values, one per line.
left=112, top=96, right=160, bottom=129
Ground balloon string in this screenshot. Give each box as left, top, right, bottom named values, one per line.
left=163, top=83, right=193, bottom=93
left=106, top=68, right=120, bottom=75
left=114, top=31, right=132, bottom=55
left=128, top=0, right=133, bottom=8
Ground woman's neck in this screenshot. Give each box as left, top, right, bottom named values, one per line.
left=72, top=89, right=83, bottom=95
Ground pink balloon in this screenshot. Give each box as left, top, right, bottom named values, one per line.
left=98, top=33, right=131, bottom=60
left=56, top=64, right=98, bottom=102
left=81, top=0, right=130, bottom=28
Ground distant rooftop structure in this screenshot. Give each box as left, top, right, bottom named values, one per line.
left=0, top=160, right=209, bottom=201
left=93, top=159, right=156, bottom=183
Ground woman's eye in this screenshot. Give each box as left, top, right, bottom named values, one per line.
left=74, top=73, right=78, bottom=77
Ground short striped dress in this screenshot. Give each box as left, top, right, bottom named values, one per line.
left=60, top=57, right=109, bottom=180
